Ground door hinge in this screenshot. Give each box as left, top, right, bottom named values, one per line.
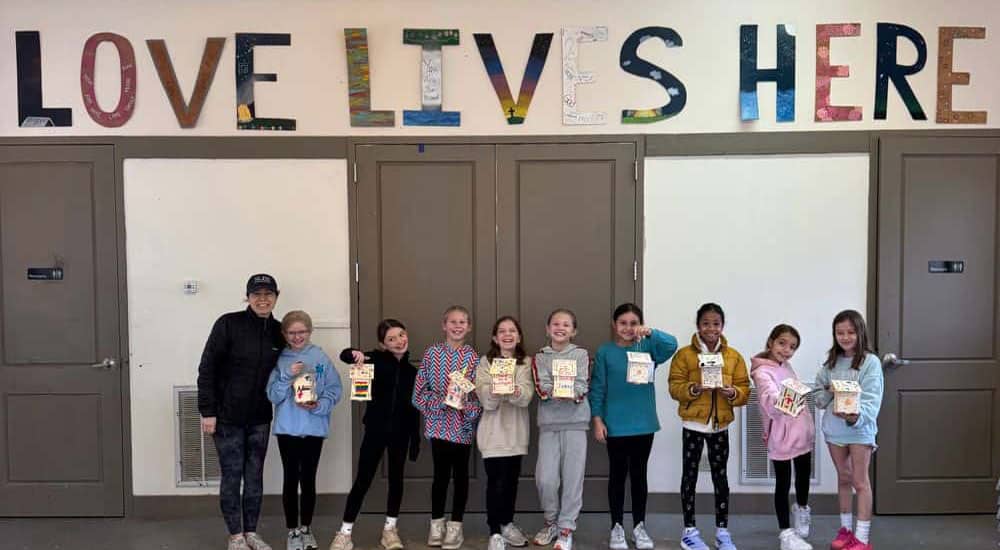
left=633, top=261, right=638, bottom=281
left=352, top=161, right=358, bottom=184
left=354, top=262, right=359, bottom=283
left=633, top=160, right=638, bottom=182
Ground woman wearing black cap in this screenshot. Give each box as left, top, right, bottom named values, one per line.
left=198, top=273, right=286, bottom=550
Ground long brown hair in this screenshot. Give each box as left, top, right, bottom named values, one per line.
left=824, top=309, right=872, bottom=370
left=486, top=316, right=527, bottom=363
left=756, top=323, right=800, bottom=360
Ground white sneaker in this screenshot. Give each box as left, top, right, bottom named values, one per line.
left=489, top=534, right=507, bottom=550
left=300, top=528, right=318, bottom=550
left=779, top=528, right=813, bottom=550
left=428, top=519, right=445, bottom=547
left=609, top=523, right=628, bottom=550
left=501, top=523, right=529, bottom=547
left=442, top=521, right=464, bottom=550
left=553, top=529, right=573, bottom=550
left=792, top=504, right=811, bottom=538
left=632, top=522, right=653, bottom=550
left=381, top=526, right=404, bottom=550
left=246, top=533, right=273, bottom=550
left=533, top=523, right=558, bottom=546
left=329, top=532, right=353, bottom=550
left=287, top=529, right=304, bottom=550
left=228, top=536, right=251, bottom=550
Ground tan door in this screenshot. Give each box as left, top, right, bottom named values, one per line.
left=0, top=145, right=124, bottom=516
left=496, top=142, right=638, bottom=508
left=875, top=136, right=1000, bottom=513
left=355, top=144, right=497, bottom=511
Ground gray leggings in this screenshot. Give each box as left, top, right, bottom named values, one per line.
left=214, top=422, right=270, bottom=535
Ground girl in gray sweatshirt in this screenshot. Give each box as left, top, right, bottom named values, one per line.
left=530, top=309, right=591, bottom=550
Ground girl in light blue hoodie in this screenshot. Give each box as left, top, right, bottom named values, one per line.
left=267, top=310, right=343, bottom=550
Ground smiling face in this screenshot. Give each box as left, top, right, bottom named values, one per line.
left=767, top=331, right=799, bottom=364
left=697, top=311, right=724, bottom=349
left=248, top=289, right=277, bottom=317
left=381, top=326, right=409, bottom=357
left=546, top=312, right=577, bottom=349
left=283, top=321, right=311, bottom=351
left=613, top=312, right=641, bottom=345
left=492, top=319, right=521, bottom=357
left=834, top=320, right=858, bottom=356
left=442, top=310, right=471, bottom=346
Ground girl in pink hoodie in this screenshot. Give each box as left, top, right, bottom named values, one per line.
left=750, top=325, right=816, bottom=550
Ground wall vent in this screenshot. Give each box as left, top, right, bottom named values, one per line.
left=740, top=389, right=821, bottom=484
left=175, top=386, right=221, bottom=486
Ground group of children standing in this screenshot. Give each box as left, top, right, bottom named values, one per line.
left=264, top=302, right=884, bottom=550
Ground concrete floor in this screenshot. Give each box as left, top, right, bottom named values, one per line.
left=0, top=513, right=993, bottom=550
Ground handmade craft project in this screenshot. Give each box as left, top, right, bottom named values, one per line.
left=344, top=28, right=395, bottom=127
left=776, top=378, right=813, bottom=417
left=815, top=23, right=862, bottom=122
left=147, top=37, right=224, bottom=128
left=831, top=379, right=861, bottom=415
left=235, top=33, right=296, bottom=130
left=474, top=32, right=552, bottom=124
left=626, top=351, right=654, bottom=384
left=874, top=23, right=927, bottom=120
left=620, top=26, right=686, bottom=124
left=698, top=353, right=724, bottom=389
left=444, top=368, right=475, bottom=409
left=350, top=364, right=375, bottom=401
left=551, top=358, right=577, bottom=399
left=740, top=24, right=796, bottom=122
left=81, top=32, right=137, bottom=128
left=293, top=371, right=318, bottom=404
left=402, top=29, right=460, bottom=126
left=489, top=357, right=516, bottom=395
left=15, top=31, right=72, bottom=127
left=561, top=26, right=607, bottom=125
left=936, top=26, right=987, bottom=124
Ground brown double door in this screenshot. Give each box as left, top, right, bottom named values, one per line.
left=0, top=145, right=125, bottom=516
left=354, top=142, right=639, bottom=512
left=875, top=136, right=1000, bottom=513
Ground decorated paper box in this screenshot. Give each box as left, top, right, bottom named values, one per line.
left=698, top=353, right=724, bottom=389
left=831, top=379, right=861, bottom=415
left=626, top=351, right=654, bottom=384
left=294, top=371, right=317, bottom=404
left=551, top=358, right=577, bottom=399
left=776, top=378, right=813, bottom=417
left=349, top=364, right=375, bottom=401
left=444, top=369, right=476, bottom=409
left=489, top=357, right=516, bottom=395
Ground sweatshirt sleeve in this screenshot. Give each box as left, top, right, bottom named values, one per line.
left=462, top=354, right=483, bottom=423
left=475, top=357, right=502, bottom=411
left=814, top=366, right=834, bottom=410
left=751, top=369, right=784, bottom=421
left=589, top=347, right=607, bottom=419
left=728, top=352, right=751, bottom=407
left=668, top=349, right=698, bottom=404
left=851, top=354, right=884, bottom=431
left=197, top=315, right=229, bottom=418
left=266, top=362, right=294, bottom=405
left=509, top=359, right=534, bottom=408
left=412, top=348, right=444, bottom=415
left=574, top=349, right=591, bottom=403
left=649, top=329, right=679, bottom=365
left=311, top=351, right=343, bottom=416
left=532, top=354, right=554, bottom=399
left=339, top=347, right=361, bottom=364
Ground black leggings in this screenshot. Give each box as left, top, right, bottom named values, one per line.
left=342, top=430, right=409, bottom=522
left=276, top=435, right=324, bottom=529
left=606, top=433, right=654, bottom=527
left=431, top=439, right=472, bottom=521
left=773, top=452, right=812, bottom=529
left=681, top=428, right=730, bottom=528
left=484, top=455, right=522, bottom=534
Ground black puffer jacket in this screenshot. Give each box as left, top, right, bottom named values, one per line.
left=340, top=348, right=421, bottom=442
left=198, top=307, right=284, bottom=426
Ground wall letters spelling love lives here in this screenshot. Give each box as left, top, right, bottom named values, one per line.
left=13, top=23, right=988, bottom=129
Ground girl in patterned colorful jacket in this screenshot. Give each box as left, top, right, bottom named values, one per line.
left=412, top=305, right=483, bottom=550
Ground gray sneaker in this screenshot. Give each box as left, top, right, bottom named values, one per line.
left=489, top=534, right=507, bottom=550
left=632, top=523, right=653, bottom=550
left=300, top=528, right=318, bottom=550
left=533, top=523, right=559, bottom=546
left=609, top=524, right=628, bottom=550
left=246, top=533, right=273, bottom=550
left=501, top=523, right=529, bottom=547
left=287, top=529, right=304, bottom=550
left=229, top=536, right=251, bottom=550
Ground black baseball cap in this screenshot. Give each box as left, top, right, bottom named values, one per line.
left=246, top=273, right=279, bottom=295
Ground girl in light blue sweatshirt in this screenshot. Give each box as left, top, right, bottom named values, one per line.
left=266, top=310, right=343, bottom=550
left=814, top=310, right=882, bottom=550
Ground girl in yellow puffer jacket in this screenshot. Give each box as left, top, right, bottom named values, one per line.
left=667, top=303, right=749, bottom=550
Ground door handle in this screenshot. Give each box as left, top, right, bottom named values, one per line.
left=881, top=353, right=911, bottom=368
left=90, top=358, right=117, bottom=370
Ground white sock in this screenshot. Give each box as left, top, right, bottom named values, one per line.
left=301, top=526, right=310, bottom=533
left=840, top=512, right=853, bottom=530
left=340, top=522, right=354, bottom=535
left=855, top=520, right=871, bottom=543
left=385, top=517, right=398, bottom=528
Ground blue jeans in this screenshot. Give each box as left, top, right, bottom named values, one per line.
left=214, top=422, right=270, bottom=535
